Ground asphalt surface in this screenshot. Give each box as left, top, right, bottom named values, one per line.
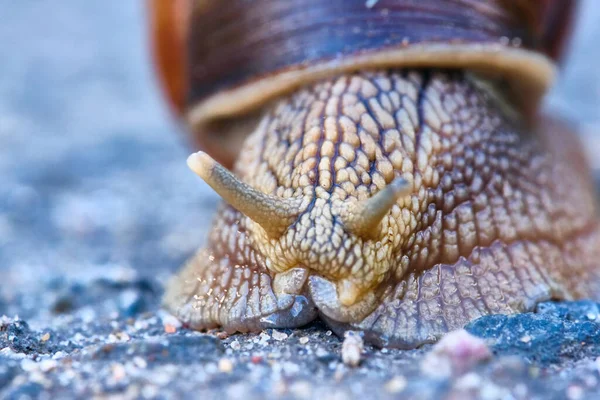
left=1, top=1, right=600, bottom=399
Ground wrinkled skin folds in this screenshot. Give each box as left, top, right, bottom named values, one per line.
left=163, top=70, right=600, bottom=348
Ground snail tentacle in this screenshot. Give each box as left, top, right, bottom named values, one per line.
left=340, top=177, right=411, bottom=240
left=187, top=151, right=304, bottom=238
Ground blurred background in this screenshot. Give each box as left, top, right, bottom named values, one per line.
left=0, top=1, right=222, bottom=323
left=0, top=1, right=599, bottom=324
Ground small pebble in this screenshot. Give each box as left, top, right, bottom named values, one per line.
left=164, top=324, right=177, bottom=334
left=341, top=331, right=364, bottom=367
left=520, top=335, right=532, bottom=343
left=384, top=376, right=407, bottom=394
left=115, top=331, right=130, bottom=341
left=421, top=329, right=491, bottom=377
left=112, top=363, right=127, bottom=382
left=272, top=330, right=288, bottom=341
left=218, top=358, right=234, bottom=373
left=73, top=332, right=85, bottom=342
left=133, top=356, right=147, bottom=369
left=41, top=332, right=50, bottom=342
left=230, top=340, right=241, bottom=350
left=251, top=355, right=263, bottom=364
left=299, top=336, right=309, bottom=345
left=258, top=332, right=271, bottom=345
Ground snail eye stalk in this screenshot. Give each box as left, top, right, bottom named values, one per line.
left=340, top=178, right=412, bottom=239
left=187, top=151, right=304, bottom=238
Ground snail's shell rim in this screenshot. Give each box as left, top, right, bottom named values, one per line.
left=186, top=43, right=555, bottom=128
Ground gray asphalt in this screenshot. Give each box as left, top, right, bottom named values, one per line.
left=1, top=1, right=600, bottom=399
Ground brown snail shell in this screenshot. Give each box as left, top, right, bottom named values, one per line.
left=148, top=0, right=578, bottom=168
left=148, top=0, right=600, bottom=348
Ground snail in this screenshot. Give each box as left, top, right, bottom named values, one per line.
left=147, top=0, right=600, bottom=348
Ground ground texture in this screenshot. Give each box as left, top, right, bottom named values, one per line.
left=1, top=1, right=600, bottom=399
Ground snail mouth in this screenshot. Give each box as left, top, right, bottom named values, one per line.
left=258, top=266, right=316, bottom=329
left=307, top=275, right=380, bottom=323
left=271, top=266, right=380, bottom=324
left=258, top=293, right=317, bottom=329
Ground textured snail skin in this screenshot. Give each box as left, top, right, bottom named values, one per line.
left=163, top=69, right=600, bottom=348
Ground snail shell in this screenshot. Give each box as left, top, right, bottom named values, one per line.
left=149, top=0, right=600, bottom=348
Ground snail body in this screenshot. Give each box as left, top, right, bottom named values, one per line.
left=149, top=0, right=600, bottom=347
